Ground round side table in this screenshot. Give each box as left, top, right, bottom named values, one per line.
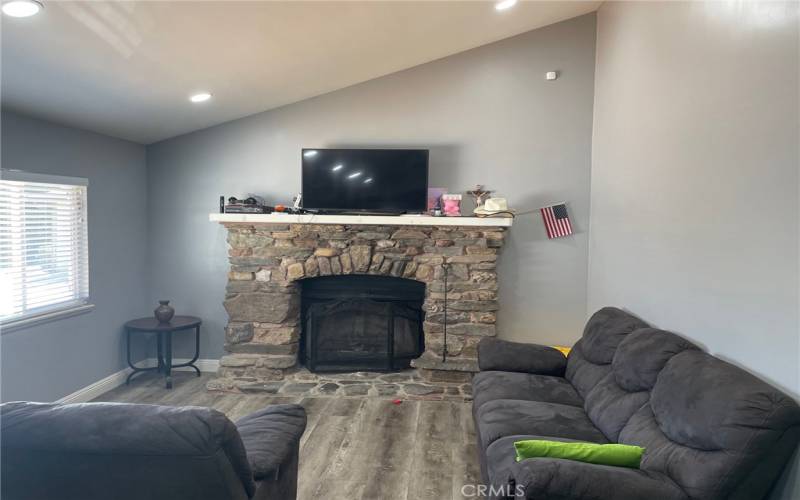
left=124, top=316, right=201, bottom=389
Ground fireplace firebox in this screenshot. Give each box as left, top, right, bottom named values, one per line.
left=300, top=275, right=425, bottom=372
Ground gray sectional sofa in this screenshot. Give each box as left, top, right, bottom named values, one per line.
left=0, top=401, right=307, bottom=500
left=473, top=307, right=800, bottom=500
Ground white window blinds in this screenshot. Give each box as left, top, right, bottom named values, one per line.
left=0, top=171, right=89, bottom=324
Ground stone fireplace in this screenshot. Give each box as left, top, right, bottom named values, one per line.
left=208, top=215, right=509, bottom=392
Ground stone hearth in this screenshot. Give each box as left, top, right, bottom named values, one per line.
left=209, top=218, right=508, bottom=393
left=207, top=367, right=473, bottom=402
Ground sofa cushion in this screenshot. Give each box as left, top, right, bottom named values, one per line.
left=564, top=339, right=612, bottom=399
left=619, top=351, right=800, bottom=499
left=579, top=307, right=649, bottom=365
left=582, top=329, right=700, bottom=442
left=476, top=399, right=608, bottom=455
left=650, top=351, right=800, bottom=451
left=612, top=328, right=699, bottom=392
left=496, top=454, right=689, bottom=500
left=235, top=404, right=307, bottom=480
left=472, top=371, right=583, bottom=413
left=485, top=434, right=589, bottom=484
left=565, top=308, right=649, bottom=399
left=584, top=373, right=649, bottom=442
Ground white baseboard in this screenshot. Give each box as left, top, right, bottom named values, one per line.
left=181, top=358, right=219, bottom=373
left=57, top=366, right=133, bottom=404
left=56, top=358, right=220, bottom=404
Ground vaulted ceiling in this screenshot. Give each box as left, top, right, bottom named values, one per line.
left=1, top=1, right=600, bottom=144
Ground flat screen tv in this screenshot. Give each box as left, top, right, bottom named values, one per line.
left=301, top=148, right=428, bottom=213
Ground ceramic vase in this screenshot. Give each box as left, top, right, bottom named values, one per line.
left=154, top=300, right=175, bottom=324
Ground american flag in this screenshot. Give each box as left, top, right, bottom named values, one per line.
left=540, top=203, right=573, bottom=239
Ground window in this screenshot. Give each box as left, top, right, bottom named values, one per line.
left=1, top=171, right=90, bottom=328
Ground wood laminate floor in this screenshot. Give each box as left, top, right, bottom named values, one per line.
left=93, top=372, right=482, bottom=500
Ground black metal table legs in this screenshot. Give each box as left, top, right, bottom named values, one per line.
left=168, top=326, right=201, bottom=378
left=157, top=332, right=164, bottom=372
left=125, top=325, right=201, bottom=389
left=164, top=332, right=172, bottom=389
left=126, top=328, right=160, bottom=386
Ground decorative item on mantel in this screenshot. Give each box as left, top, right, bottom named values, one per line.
left=442, top=194, right=462, bottom=216
left=432, top=197, right=443, bottom=217
left=467, top=185, right=492, bottom=209
left=154, top=300, right=175, bottom=324
left=474, top=198, right=515, bottom=218
left=427, top=187, right=447, bottom=214
left=220, top=194, right=310, bottom=215
left=222, top=196, right=271, bottom=214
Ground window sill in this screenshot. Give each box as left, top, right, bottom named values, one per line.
left=1, top=304, right=96, bottom=334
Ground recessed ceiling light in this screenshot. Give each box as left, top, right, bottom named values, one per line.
left=189, top=92, right=212, bottom=103
left=332, top=164, right=343, bottom=171
left=347, top=172, right=362, bottom=179
left=363, top=178, right=373, bottom=184
left=2, top=0, right=43, bottom=17
left=495, top=0, right=517, bottom=11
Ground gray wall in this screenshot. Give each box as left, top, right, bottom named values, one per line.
left=1, top=111, right=149, bottom=402
left=146, top=13, right=598, bottom=360
left=588, top=2, right=799, bottom=497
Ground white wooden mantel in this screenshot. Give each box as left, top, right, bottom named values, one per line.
left=209, top=213, right=513, bottom=227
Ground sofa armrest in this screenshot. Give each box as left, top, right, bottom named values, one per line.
left=477, top=338, right=567, bottom=376
left=235, top=404, right=307, bottom=481
left=496, top=458, right=688, bottom=500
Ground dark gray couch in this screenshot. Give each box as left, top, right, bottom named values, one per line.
left=473, top=307, right=800, bottom=500
left=0, top=401, right=306, bottom=500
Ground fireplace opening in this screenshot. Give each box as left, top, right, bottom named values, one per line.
left=300, top=275, right=425, bottom=372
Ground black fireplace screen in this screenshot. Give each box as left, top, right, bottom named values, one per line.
left=300, top=275, right=424, bottom=372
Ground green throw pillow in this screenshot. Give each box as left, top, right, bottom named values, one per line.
left=514, top=440, right=644, bottom=469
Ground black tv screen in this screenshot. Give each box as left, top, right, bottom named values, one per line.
left=301, top=148, right=428, bottom=213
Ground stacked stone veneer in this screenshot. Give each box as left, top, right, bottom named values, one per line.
left=209, top=222, right=506, bottom=392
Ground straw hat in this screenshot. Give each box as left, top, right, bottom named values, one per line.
left=473, top=198, right=515, bottom=217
